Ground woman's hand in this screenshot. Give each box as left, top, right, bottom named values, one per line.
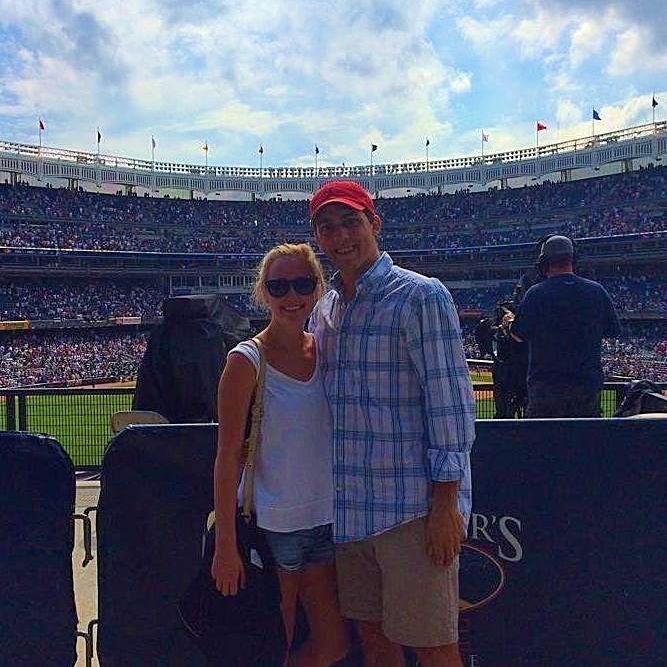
left=211, top=543, right=246, bottom=596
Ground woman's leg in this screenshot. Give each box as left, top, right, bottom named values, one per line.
left=290, top=562, right=349, bottom=667
left=277, top=569, right=302, bottom=660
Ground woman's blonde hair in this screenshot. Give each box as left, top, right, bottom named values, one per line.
left=252, top=243, right=326, bottom=309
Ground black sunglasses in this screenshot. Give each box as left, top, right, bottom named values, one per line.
left=265, top=276, right=317, bottom=298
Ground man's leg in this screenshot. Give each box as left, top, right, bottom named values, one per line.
left=526, top=381, right=563, bottom=418
left=413, top=644, right=462, bottom=667
left=374, top=519, right=461, bottom=667
left=567, top=388, right=601, bottom=417
left=335, top=540, right=405, bottom=667
left=356, top=621, right=406, bottom=667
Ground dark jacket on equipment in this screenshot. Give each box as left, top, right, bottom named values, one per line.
left=133, top=295, right=250, bottom=423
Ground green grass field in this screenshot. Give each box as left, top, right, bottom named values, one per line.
left=2, top=386, right=618, bottom=468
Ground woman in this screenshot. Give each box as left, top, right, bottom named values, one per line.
left=211, top=243, right=348, bottom=667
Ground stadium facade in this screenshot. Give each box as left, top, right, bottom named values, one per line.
left=2, top=121, right=666, bottom=199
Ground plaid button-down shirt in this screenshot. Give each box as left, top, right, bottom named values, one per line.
left=310, top=252, right=475, bottom=543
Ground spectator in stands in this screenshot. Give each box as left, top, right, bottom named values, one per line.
left=212, top=243, right=349, bottom=666
left=508, top=236, right=621, bottom=417
left=309, top=181, right=475, bottom=667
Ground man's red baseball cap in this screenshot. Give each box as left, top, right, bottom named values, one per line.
left=309, top=180, right=376, bottom=222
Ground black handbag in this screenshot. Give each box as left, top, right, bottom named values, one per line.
left=178, top=338, right=287, bottom=665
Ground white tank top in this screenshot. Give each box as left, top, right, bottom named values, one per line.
left=229, top=339, right=333, bottom=532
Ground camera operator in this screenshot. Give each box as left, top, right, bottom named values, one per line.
left=491, top=301, right=528, bottom=418
left=505, top=235, right=620, bottom=418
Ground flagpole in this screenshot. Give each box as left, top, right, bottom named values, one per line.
left=591, top=109, right=595, bottom=139
left=38, top=120, right=43, bottom=181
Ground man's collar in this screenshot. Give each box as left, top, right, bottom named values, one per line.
left=331, top=252, right=393, bottom=296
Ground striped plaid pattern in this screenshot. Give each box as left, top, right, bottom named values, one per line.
left=310, top=253, right=475, bottom=543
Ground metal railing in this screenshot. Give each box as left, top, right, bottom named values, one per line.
left=1, top=380, right=642, bottom=468
left=2, top=120, right=665, bottom=179
left=0, top=387, right=134, bottom=467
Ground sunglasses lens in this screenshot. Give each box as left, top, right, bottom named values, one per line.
left=293, top=277, right=317, bottom=295
left=265, top=280, right=289, bottom=298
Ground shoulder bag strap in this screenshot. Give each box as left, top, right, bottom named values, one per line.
left=241, top=337, right=267, bottom=521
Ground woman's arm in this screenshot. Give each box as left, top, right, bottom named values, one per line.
left=211, top=352, right=256, bottom=595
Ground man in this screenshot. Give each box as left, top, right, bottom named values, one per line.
left=508, top=235, right=621, bottom=417
left=308, top=181, right=476, bottom=667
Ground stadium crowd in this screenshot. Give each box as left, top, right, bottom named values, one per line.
left=1, top=321, right=663, bottom=389
left=0, top=330, right=147, bottom=388
left=0, top=279, right=162, bottom=321
left=1, top=275, right=664, bottom=322
left=1, top=166, right=666, bottom=254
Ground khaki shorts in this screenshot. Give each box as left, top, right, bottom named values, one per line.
left=335, top=517, right=459, bottom=647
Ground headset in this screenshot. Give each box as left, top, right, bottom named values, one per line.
left=535, top=233, right=577, bottom=277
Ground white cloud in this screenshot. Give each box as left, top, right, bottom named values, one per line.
left=555, top=99, right=583, bottom=127
left=0, top=0, right=665, bottom=167
left=607, top=25, right=667, bottom=76
left=456, top=15, right=513, bottom=51
left=569, top=16, right=610, bottom=67
left=511, top=10, right=571, bottom=59
left=0, top=0, right=479, bottom=164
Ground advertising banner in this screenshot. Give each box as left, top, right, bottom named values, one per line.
left=457, top=418, right=665, bottom=667
left=0, top=320, right=30, bottom=330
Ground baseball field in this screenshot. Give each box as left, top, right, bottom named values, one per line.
left=1, top=375, right=618, bottom=468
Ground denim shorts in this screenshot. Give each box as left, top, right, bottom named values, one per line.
left=263, top=523, right=335, bottom=572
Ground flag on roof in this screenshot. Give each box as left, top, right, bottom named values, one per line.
left=315, top=145, right=319, bottom=154
left=258, top=145, right=264, bottom=155
left=97, top=129, right=102, bottom=143
left=481, top=131, right=489, bottom=142
left=593, top=109, right=601, bottom=121
left=151, top=136, right=156, bottom=149
left=426, top=138, right=430, bottom=147
left=536, top=121, right=547, bottom=131
left=652, top=96, right=659, bottom=108
left=202, top=142, right=208, bottom=152
left=39, top=119, right=45, bottom=131
left=371, top=143, right=378, bottom=152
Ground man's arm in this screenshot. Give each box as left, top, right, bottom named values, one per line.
left=405, top=282, right=475, bottom=567
left=601, top=288, right=621, bottom=338
left=509, top=292, right=536, bottom=344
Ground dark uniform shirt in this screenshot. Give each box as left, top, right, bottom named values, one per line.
left=512, top=274, right=621, bottom=392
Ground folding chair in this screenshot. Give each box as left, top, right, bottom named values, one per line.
left=110, top=410, right=168, bottom=434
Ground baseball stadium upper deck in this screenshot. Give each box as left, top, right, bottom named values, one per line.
left=1, top=121, right=666, bottom=197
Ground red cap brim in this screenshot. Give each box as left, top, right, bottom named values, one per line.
left=311, top=197, right=366, bottom=221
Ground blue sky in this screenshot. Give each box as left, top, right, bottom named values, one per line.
left=0, top=0, right=665, bottom=168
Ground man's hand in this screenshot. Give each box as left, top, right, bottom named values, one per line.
left=426, top=482, right=466, bottom=568
left=501, top=311, right=515, bottom=331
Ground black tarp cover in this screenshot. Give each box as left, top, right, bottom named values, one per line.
left=133, top=294, right=250, bottom=423
left=96, top=424, right=216, bottom=666
left=0, top=432, right=77, bottom=667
